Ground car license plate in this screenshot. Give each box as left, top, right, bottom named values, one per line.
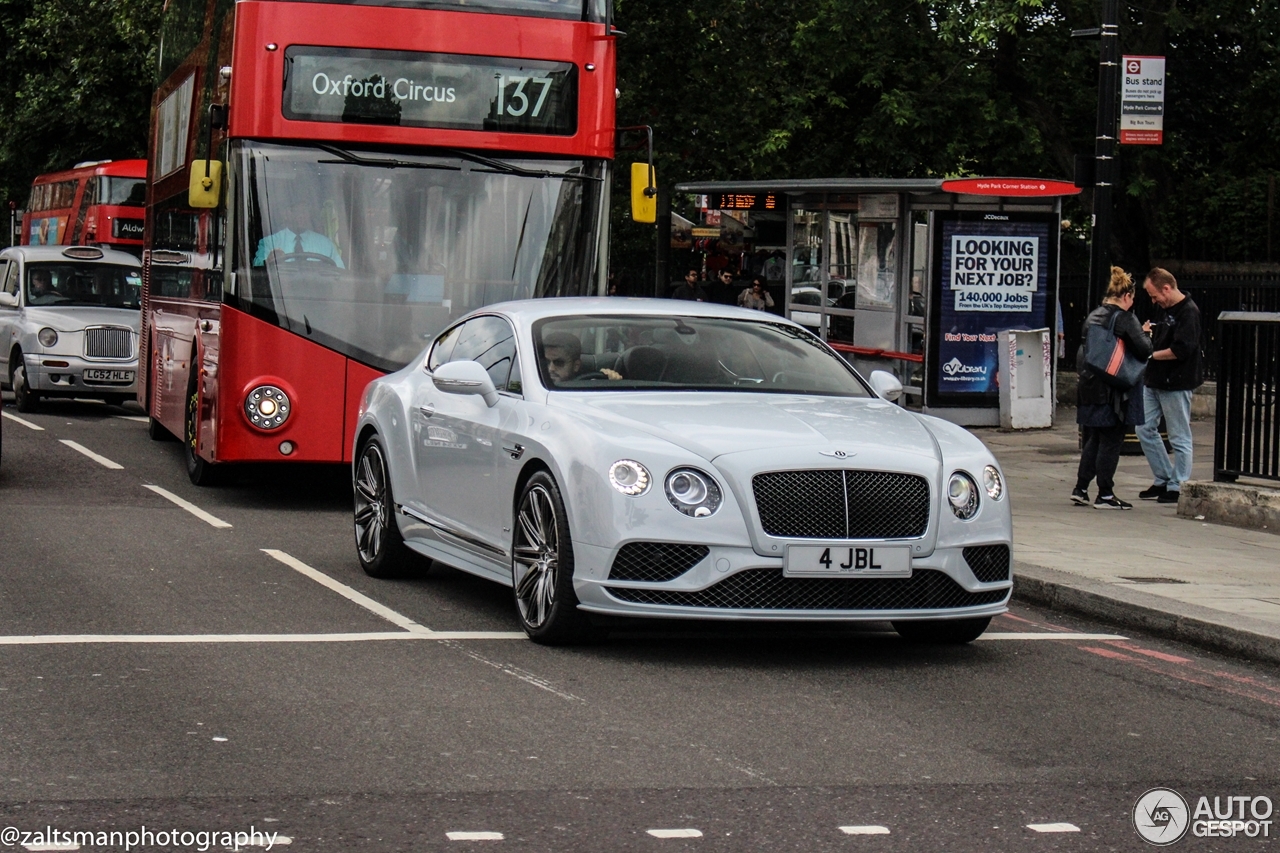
left=83, top=369, right=134, bottom=382
left=784, top=545, right=912, bottom=578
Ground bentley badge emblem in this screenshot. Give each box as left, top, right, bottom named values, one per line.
left=819, top=450, right=855, bottom=459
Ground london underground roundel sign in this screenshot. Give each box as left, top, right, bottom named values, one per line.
left=941, top=177, right=1081, bottom=197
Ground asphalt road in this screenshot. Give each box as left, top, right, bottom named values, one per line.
left=1, top=397, right=1278, bottom=852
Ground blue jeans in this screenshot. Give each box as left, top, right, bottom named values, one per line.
left=1136, top=386, right=1194, bottom=492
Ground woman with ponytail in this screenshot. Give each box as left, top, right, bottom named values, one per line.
left=1072, top=266, right=1153, bottom=509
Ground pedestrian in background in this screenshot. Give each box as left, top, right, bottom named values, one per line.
left=1072, top=266, right=1152, bottom=509
left=1136, top=267, right=1203, bottom=504
left=737, top=275, right=775, bottom=310
left=670, top=268, right=708, bottom=301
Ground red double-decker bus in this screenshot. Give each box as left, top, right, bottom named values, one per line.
left=141, top=0, right=618, bottom=483
left=22, top=160, right=148, bottom=256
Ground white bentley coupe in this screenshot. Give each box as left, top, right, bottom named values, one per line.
left=352, top=299, right=1012, bottom=644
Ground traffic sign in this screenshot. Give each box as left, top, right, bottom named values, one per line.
left=1121, top=55, right=1165, bottom=145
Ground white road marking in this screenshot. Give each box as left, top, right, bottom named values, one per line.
left=23, top=843, right=80, bottom=851
left=441, top=640, right=582, bottom=702
left=114, top=415, right=150, bottom=423
left=2, top=410, right=44, bottom=430
left=978, top=633, right=1126, bottom=641
left=0, top=631, right=526, bottom=645
left=144, top=484, right=234, bottom=525
left=646, top=829, right=703, bottom=839
left=839, top=825, right=891, bottom=835
left=1027, top=823, right=1080, bottom=833
left=58, top=439, right=123, bottom=469
left=240, top=838, right=291, bottom=847
left=446, top=831, right=504, bottom=841
left=142, top=484, right=233, bottom=528
left=263, top=549, right=433, bottom=634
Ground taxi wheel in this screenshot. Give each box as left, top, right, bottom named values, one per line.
left=11, top=358, right=40, bottom=413
left=892, top=616, right=992, bottom=644
left=184, top=371, right=217, bottom=486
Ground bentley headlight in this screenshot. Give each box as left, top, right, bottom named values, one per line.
left=665, top=468, right=722, bottom=518
left=948, top=472, right=980, bottom=519
left=38, top=327, right=58, bottom=347
left=245, top=385, right=291, bottom=430
left=609, top=460, right=651, bottom=496
left=983, top=465, right=1004, bottom=500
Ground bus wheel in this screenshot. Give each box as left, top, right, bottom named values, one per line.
left=148, top=416, right=175, bottom=442
left=11, top=356, right=40, bottom=413
left=184, top=371, right=217, bottom=486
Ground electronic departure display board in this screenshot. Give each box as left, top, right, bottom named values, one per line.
left=284, top=46, right=577, bottom=135
left=708, top=192, right=780, bottom=211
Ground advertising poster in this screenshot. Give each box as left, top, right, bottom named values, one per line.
left=928, top=213, right=1055, bottom=405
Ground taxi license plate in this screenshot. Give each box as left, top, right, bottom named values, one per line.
left=784, top=545, right=912, bottom=578
left=83, top=369, right=134, bottom=382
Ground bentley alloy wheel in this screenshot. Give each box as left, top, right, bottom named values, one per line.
left=354, top=438, right=418, bottom=578
left=512, top=471, right=595, bottom=644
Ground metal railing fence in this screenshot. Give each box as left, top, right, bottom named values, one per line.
left=1215, top=312, right=1280, bottom=482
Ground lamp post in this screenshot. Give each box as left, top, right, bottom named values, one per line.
left=1084, top=0, right=1121, bottom=307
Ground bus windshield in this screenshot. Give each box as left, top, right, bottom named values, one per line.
left=100, top=177, right=146, bottom=206
left=234, top=142, right=604, bottom=372
left=283, top=0, right=607, bottom=21
left=26, top=263, right=142, bottom=309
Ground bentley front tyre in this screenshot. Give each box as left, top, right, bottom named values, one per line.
left=892, top=616, right=992, bottom=644
left=512, top=471, right=598, bottom=645
left=354, top=438, right=420, bottom=579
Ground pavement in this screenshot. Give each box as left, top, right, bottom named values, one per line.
left=980, top=407, right=1280, bottom=665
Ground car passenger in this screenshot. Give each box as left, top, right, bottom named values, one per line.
left=542, top=331, right=621, bottom=385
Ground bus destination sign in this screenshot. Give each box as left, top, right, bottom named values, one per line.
left=708, top=192, right=779, bottom=211
left=284, top=47, right=578, bottom=136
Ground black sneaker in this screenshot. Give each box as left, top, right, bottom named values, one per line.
left=1071, top=488, right=1090, bottom=506
left=1094, top=494, right=1133, bottom=510
left=1157, top=490, right=1181, bottom=504
left=1138, top=484, right=1167, bottom=501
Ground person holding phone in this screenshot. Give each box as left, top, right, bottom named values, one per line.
left=1072, top=267, right=1153, bottom=509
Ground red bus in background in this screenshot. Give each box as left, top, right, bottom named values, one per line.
left=22, top=160, right=148, bottom=257
left=142, top=0, right=616, bottom=484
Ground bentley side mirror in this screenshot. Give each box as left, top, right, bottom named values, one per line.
left=432, top=360, right=499, bottom=407
left=868, top=370, right=903, bottom=402
left=0, top=292, right=16, bottom=308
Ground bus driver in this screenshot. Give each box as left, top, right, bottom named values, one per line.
left=253, top=198, right=345, bottom=268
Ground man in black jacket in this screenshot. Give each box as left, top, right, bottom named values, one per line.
left=1135, top=268, right=1203, bottom=504
left=670, top=268, right=708, bottom=301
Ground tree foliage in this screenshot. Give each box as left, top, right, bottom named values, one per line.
left=0, top=0, right=162, bottom=211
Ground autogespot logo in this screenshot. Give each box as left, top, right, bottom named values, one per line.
left=942, top=357, right=987, bottom=377
left=1134, top=787, right=1190, bottom=846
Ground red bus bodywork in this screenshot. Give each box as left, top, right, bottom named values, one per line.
left=141, top=0, right=617, bottom=479
left=23, top=160, right=147, bottom=256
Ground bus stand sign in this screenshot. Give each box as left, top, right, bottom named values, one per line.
left=1121, top=56, right=1165, bottom=145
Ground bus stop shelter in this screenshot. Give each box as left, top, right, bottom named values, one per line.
left=670, top=177, right=1080, bottom=426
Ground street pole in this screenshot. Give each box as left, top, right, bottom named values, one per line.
left=1087, top=0, right=1120, bottom=307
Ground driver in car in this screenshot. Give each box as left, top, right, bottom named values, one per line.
left=542, top=331, right=622, bottom=385
left=27, top=269, right=62, bottom=305
left=252, top=201, right=345, bottom=268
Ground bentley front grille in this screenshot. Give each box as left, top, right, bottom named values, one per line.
left=608, top=543, right=710, bottom=582
left=84, top=326, right=134, bottom=359
left=752, top=470, right=930, bottom=539
left=606, top=568, right=1007, bottom=611
left=963, top=545, right=1011, bottom=583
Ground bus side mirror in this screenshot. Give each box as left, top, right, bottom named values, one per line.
left=631, top=162, right=656, bottom=223
left=188, top=161, right=223, bottom=209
